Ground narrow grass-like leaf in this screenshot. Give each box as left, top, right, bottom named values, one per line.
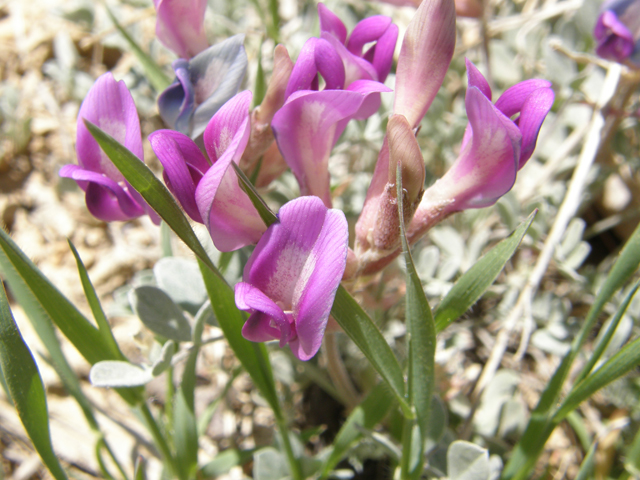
left=553, top=336, right=640, bottom=421
left=197, top=259, right=281, bottom=414
left=254, top=47, right=267, bottom=108
left=200, top=449, right=257, bottom=478
left=574, top=440, right=597, bottom=480
left=84, top=120, right=218, bottom=275
left=503, top=220, right=640, bottom=480
left=320, top=382, right=394, bottom=478
left=174, top=303, right=206, bottom=480
left=625, top=423, right=640, bottom=476
left=0, top=240, right=99, bottom=424
left=0, top=284, right=68, bottom=480
left=134, top=456, right=147, bottom=480
left=331, top=286, right=410, bottom=417
left=0, top=228, right=141, bottom=405
left=231, top=162, right=277, bottom=227
left=174, top=351, right=199, bottom=480
left=68, top=240, right=122, bottom=358
left=397, top=165, right=436, bottom=480
left=434, top=210, right=536, bottom=333
left=104, top=6, right=171, bottom=92
left=267, top=0, right=281, bottom=42
left=575, top=281, right=640, bottom=383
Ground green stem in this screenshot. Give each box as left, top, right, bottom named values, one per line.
left=139, top=403, right=177, bottom=477
left=165, top=366, right=174, bottom=433
left=101, top=436, right=131, bottom=480
left=275, top=415, right=303, bottom=480
left=399, top=416, right=415, bottom=480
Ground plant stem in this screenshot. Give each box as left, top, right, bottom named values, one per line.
left=138, top=403, right=177, bottom=478
left=101, top=436, right=131, bottom=480
left=323, top=332, right=360, bottom=408
left=275, top=415, right=303, bottom=480
left=399, top=416, right=415, bottom=480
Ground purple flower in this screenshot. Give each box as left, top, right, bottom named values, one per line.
left=273, top=33, right=391, bottom=206
left=272, top=80, right=390, bottom=206
left=393, top=0, right=457, bottom=128
left=318, top=3, right=398, bottom=85
left=235, top=196, right=348, bottom=361
left=157, top=35, right=247, bottom=139
left=149, top=129, right=209, bottom=223
left=151, top=91, right=266, bottom=251
left=409, top=60, right=554, bottom=231
left=355, top=60, right=554, bottom=276
left=59, top=73, right=158, bottom=223
left=354, top=0, right=455, bottom=264
left=594, top=0, right=640, bottom=65
left=153, top=0, right=209, bottom=59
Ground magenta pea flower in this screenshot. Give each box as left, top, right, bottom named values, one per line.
left=274, top=36, right=391, bottom=206
left=235, top=196, right=349, bottom=361
left=273, top=80, right=390, bottom=206
left=594, top=0, right=640, bottom=65
left=148, top=129, right=209, bottom=224
left=317, top=3, right=398, bottom=85
left=408, top=60, right=554, bottom=236
left=157, top=35, right=248, bottom=139
left=355, top=0, right=455, bottom=265
left=59, top=73, right=158, bottom=223
left=153, top=0, right=208, bottom=59
left=151, top=91, right=266, bottom=251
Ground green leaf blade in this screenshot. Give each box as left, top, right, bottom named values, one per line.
left=397, top=164, right=436, bottom=479
left=0, top=284, right=69, bottom=480
left=434, top=210, right=536, bottom=333
left=330, top=285, right=410, bottom=417
left=320, top=382, right=394, bottom=478
left=68, top=240, right=122, bottom=359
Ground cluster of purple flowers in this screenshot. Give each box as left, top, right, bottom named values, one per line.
left=60, top=0, right=555, bottom=360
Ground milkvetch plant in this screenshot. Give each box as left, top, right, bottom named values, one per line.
left=2, top=0, right=640, bottom=479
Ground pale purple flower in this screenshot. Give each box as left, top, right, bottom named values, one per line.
left=356, top=60, right=554, bottom=276
left=318, top=3, right=398, bottom=85
left=151, top=91, right=266, bottom=251
left=272, top=80, right=391, bottom=206
left=393, top=0, right=457, bottom=128
left=149, top=129, right=209, bottom=223
left=409, top=59, right=554, bottom=229
left=235, top=196, right=348, bottom=361
left=355, top=0, right=455, bottom=263
left=594, top=0, right=640, bottom=65
left=59, top=73, right=158, bottom=223
left=274, top=31, right=391, bottom=206
left=153, top=0, right=208, bottom=59
left=157, top=35, right=247, bottom=139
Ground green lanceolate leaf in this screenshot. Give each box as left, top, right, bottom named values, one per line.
left=553, top=335, right=640, bottom=421
left=68, top=240, right=122, bottom=358
left=104, top=5, right=171, bottom=92
left=84, top=120, right=219, bottom=276
left=503, top=221, right=640, bottom=480
left=1, top=237, right=99, bottom=427
left=575, top=281, right=640, bottom=383
left=320, top=382, right=395, bottom=478
left=0, top=227, right=141, bottom=405
left=198, top=259, right=281, bottom=415
left=397, top=164, right=436, bottom=479
left=174, top=299, right=206, bottom=480
left=200, top=449, right=257, bottom=479
left=434, top=210, right=536, bottom=333
left=0, top=284, right=68, bottom=480
left=331, top=285, right=411, bottom=417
